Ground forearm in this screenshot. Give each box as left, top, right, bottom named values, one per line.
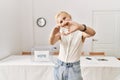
left=49, top=34, right=55, bottom=45
left=79, top=24, right=96, bottom=37
left=49, top=28, right=60, bottom=45
left=49, top=35, right=60, bottom=45
left=84, top=26, right=96, bottom=36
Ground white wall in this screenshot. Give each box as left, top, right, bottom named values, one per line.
left=0, top=0, right=120, bottom=58
left=20, top=0, right=33, bottom=52
left=29, top=0, right=120, bottom=54
left=20, top=0, right=120, bottom=54
left=0, top=0, right=22, bottom=59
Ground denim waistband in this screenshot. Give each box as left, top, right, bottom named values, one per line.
left=57, top=59, right=80, bottom=68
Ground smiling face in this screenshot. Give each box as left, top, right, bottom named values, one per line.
left=55, top=11, right=72, bottom=27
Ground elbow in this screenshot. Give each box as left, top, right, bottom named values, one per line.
left=49, top=42, right=54, bottom=45
left=49, top=37, right=54, bottom=45
left=49, top=40, right=54, bottom=45
left=86, top=27, right=96, bottom=37
left=90, top=30, right=96, bottom=37
left=91, top=31, right=96, bottom=36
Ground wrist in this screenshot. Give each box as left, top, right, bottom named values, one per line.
left=80, top=24, right=87, bottom=32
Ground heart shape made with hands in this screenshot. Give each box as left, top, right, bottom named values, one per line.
left=62, top=25, right=80, bottom=36
left=60, top=21, right=81, bottom=35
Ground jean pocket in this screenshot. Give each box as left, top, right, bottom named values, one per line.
left=72, top=65, right=80, bottom=73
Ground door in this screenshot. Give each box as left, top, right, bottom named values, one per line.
left=92, top=10, right=120, bottom=57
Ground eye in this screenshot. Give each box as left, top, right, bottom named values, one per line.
left=60, top=20, right=63, bottom=24
left=63, top=17, right=66, bottom=20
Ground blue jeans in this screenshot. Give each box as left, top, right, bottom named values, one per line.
left=54, top=59, right=83, bottom=80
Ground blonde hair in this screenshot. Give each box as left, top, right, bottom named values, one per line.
left=55, top=11, right=72, bottom=20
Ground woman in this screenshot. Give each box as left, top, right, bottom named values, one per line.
left=49, top=11, right=96, bottom=80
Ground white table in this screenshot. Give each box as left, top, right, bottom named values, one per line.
left=0, top=55, right=55, bottom=80
left=80, top=56, right=120, bottom=80
left=1, top=55, right=120, bottom=80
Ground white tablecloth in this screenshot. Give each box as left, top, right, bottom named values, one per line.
left=1, top=55, right=120, bottom=80
left=0, top=55, right=55, bottom=80
left=80, top=56, right=120, bottom=80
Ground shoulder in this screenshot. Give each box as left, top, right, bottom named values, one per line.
left=73, top=31, right=86, bottom=43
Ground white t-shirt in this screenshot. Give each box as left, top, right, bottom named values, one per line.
left=58, top=28, right=84, bottom=63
